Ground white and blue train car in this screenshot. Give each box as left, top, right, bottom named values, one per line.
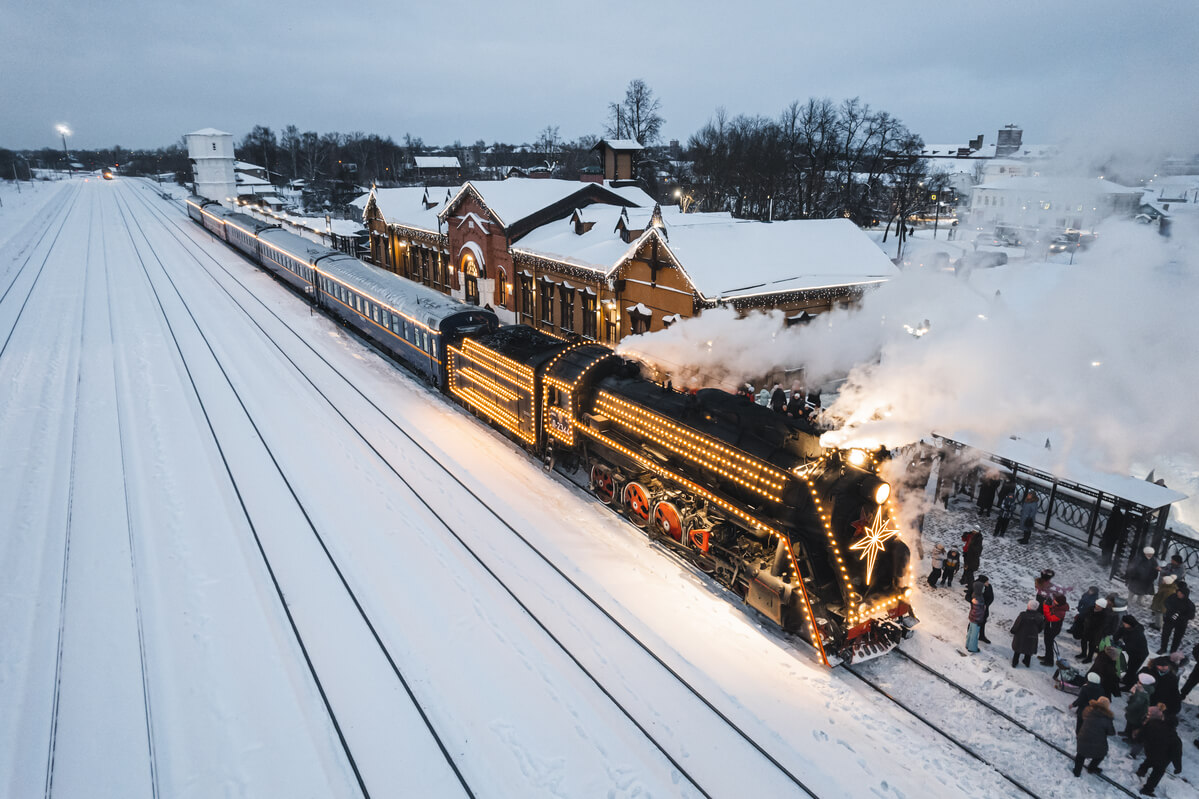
left=186, top=195, right=498, bottom=389
left=224, top=212, right=279, bottom=259
left=315, top=253, right=498, bottom=386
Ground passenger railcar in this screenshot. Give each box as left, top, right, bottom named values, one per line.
left=183, top=197, right=911, bottom=664
left=315, top=252, right=497, bottom=386
left=186, top=195, right=498, bottom=388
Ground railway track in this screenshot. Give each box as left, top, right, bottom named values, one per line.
left=43, top=195, right=96, bottom=799
left=846, top=648, right=1140, bottom=798
left=122, top=180, right=825, bottom=798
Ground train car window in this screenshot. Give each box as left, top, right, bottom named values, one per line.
left=432, top=337, right=438, bottom=359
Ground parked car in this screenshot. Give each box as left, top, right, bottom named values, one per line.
left=960, top=250, right=1008, bottom=270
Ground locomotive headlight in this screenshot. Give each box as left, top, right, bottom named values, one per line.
left=873, top=481, right=891, bottom=505
left=846, top=449, right=868, bottom=468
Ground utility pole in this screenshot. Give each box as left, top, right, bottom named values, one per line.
left=56, top=124, right=71, bottom=174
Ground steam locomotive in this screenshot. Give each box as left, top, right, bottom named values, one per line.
left=187, top=195, right=915, bottom=664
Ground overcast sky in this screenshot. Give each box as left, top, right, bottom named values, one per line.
left=4, top=0, right=1197, bottom=164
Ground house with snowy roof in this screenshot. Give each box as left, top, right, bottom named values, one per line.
left=357, top=168, right=897, bottom=343
left=412, top=155, right=461, bottom=181
left=969, top=176, right=1142, bottom=233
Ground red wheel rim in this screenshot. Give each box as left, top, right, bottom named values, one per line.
left=623, top=482, right=651, bottom=526
left=689, top=528, right=710, bottom=553
left=652, top=501, right=683, bottom=542
left=591, top=464, right=615, bottom=504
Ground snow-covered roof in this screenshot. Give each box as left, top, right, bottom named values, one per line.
left=353, top=186, right=458, bottom=232
left=514, top=207, right=641, bottom=272
left=444, top=179, right=645, bottom=229
left=973, top=177, right=1142, bottom=195
left=236, top=173, right=270, bottom=186
left=603, top=184, right=657, bottom=207
left=513, top=205, right=732, bottom=274
left=235, top=161, right=265, bottom=171
left=187, top=127, right=230, bottom=137
left=598, top=139, right=644, bottom=151
left=662, top=218, right=900, bottom=300
left=922, top=143, right=1057, bottom=160
left=414, top=156, right=461, bottom=170
left=943, top=432, right=1188, bottom=511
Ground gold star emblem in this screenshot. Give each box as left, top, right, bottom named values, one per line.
left=849, top=507, right=900, bottom=584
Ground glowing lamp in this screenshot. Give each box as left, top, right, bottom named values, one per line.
left=873, top=481, right=891, bottom=505
left=846, top=449, right=868, bottom=468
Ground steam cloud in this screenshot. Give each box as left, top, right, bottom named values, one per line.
left=619, top=220, right=1199, bottom=525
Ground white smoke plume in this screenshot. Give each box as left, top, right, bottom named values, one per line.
left=619, top=219, right=1199, bottom=523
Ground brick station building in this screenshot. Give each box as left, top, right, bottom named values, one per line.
left=359, top=151, right=898, bottom=345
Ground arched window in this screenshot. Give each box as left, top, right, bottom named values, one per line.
left=461, top=253, right=480, bottom=305
left=496, top=268, right=508, bottom=306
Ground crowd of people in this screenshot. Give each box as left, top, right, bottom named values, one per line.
left=927, top=515, right=1196, bottom=795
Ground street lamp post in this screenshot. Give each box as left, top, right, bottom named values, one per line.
left=56, top=125, right=71, bottom=174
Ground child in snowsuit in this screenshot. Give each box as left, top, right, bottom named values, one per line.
left=928, top=544, right=945, bottom=588
left=940, top=549, right=960, bottom=587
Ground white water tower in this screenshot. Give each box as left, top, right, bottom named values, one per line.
left=185, top=128, right=236, bottom=204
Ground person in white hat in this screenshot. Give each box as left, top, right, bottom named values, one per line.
left=1126, top=546, right=1160, bottom=608
left=1150, top=574, right=1178, bottom=630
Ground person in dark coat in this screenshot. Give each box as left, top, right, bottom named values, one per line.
left=1073, top=696, right=1115, bottom=776
left=785, top=385, right=806, bottom=418
left=1136, top=714, right=1183, bottom=795
left=1040, top=591, right=1069, bottom=665
left=1150, top=660, right=1182, bottom=717
left=770, top=383, right=786, bottom=413
left=977, top=472, right=1000, bottom=517
left=960, top=530, right=983, bottom=586
left=1099, top=504, right=1127, bottom=566
left=1068, top=585, right=1098, bottom=639
left=1158, top=582, right=1195, bottom=654
left=1071, top=672, right=1108, bottom=732
left=1116, top=615, right=1151, bottom=691
left=1010, top=600, right=1045, bottom=667
left=1179, top=640, right=1199, bottom=700
left=1088, top=647, right=1122, bottom=697
left=1079, top=597, right=1112, bottom=663
left=993, top=488, right=1017, bottom=537
left=1127, top=547, right=1160, bottom=608
left=968, top=575, right=995, bottom=643
left=1018, top=490, right=1039, bottom=544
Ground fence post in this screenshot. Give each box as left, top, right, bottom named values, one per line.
left=1045, top=479, right=1059, bottom=534
left=1086, top=492, right=1104, bottom=548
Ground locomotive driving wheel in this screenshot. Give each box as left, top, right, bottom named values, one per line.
left=652, top=500, right=684, bottom=543
left=591, top=463, right=616, bottom=504
left=622, top=481, right=652, bottom=527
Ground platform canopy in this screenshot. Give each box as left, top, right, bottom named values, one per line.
left=938, top=431, right=1188, bottom=512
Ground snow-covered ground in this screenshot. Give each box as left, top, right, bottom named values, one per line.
left=2, top=177, right=1193, bottom=797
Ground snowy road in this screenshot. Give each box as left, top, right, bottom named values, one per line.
left=1, top=178, right=1051, bottom=798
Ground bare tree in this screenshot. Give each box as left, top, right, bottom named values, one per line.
left=280, top=125, right=301, bottom=180
left=606, top=79, right=665, bottom=146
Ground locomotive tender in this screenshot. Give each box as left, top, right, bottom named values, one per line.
left=187, top=195, right=914, bottom=664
